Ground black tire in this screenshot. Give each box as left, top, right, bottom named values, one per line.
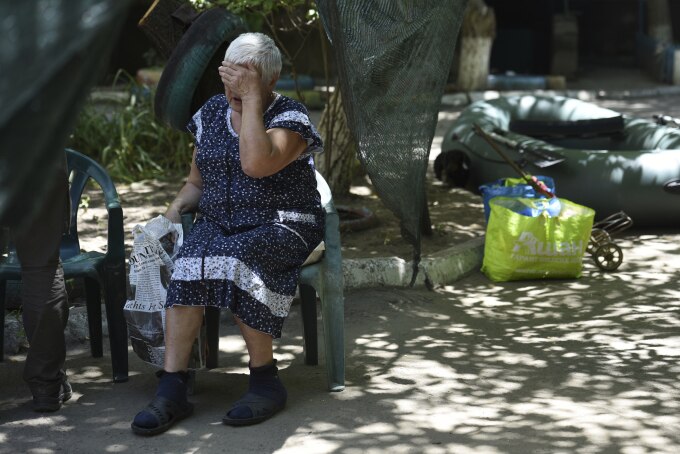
left=337, top=206, right=379, bottom=232
left=155, top=8, right=247, bottom=130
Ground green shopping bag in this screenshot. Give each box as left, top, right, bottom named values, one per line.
left=482, top=197, right=595, bottom=282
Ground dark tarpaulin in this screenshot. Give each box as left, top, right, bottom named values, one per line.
left=316, top=0, right=468, bottom=283
left=0, top=0, right=132, bottom=229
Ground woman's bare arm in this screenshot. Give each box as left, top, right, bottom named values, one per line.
left=220, top=62, right=306, bottom=178
left=240, top=123, right=306, bottom=179
left=165, top=150, right=203, bottom=223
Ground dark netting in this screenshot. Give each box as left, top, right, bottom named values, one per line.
left=316, top=0, right=468, bottom=283
left=0, top=0, right=131, bottom=228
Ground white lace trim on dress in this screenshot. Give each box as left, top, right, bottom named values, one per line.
left=271, top=110, right=311, bottom=126
left=226, top=107, right=237, bottom=137
left=270, top=111, right=322, bottom=147
left=171, top=256, right=293, bottom=317
left=277, top=210, right=316, bottom=223
left=192, top=109, right=203, bottom=143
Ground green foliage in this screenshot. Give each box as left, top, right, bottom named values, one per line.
left=190, top=0, right=315, bottom=16
left=189, top=0, right=318, bottom=36
left=68, top=74, right=194, bottom=183
left=190, top=0, right=324, bottom=103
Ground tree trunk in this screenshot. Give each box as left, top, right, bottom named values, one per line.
left=316, top=88, right=359, bottom=197
left=456, top=0, right=495, bottom=91
left=457, top=37, right=493, bottom=90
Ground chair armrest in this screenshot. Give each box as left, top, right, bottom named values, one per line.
left=320, top=199, right=343, bottom=278
left=181, top=212, right=196, bottom=236
left=105, top=201, right=125, bottom=265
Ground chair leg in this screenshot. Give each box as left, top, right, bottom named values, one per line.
left=0, top=280, right=5, bottom=362
left=205, top=307, right=220, bottom=369
left=84, top=278, right=103, bottom=358
left=319, top=286, right=345, bottom=392
left=299, top=284, right=318, bottom=366
left=103, top=265, right=128, bottom=383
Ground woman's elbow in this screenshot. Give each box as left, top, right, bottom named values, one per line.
left=240, top=162, right=271, bottom=179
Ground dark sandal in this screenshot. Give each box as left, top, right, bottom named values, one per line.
left=131, top=396, right=194, bottom=436
left=222, top=392, right=285, bottom=426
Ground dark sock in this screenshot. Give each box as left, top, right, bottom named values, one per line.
left=133, top=370, right=190, bottom=428
left=228, top=360, right=287, bottom=420
left=155, top=370, right=190, bottom=403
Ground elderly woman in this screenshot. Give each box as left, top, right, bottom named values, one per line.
left=131, top=32, right=324, bottom=435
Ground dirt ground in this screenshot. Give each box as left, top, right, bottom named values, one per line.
left=78, top=164, right=487, bottom=262
left=331, top=173, right=486, bottom=259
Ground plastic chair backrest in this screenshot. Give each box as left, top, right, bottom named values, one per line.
left=315, top=170, right=332, bottom=208
left=314, top=170, right=340, bottom=245
left=62, top=149, right=122, bottom=260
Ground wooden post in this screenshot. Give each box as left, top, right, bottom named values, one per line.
left=456, top=0, right=495, bottom=91
left=647, top=0, right=673, bottom=43
left=646, top=0, right=675, bottom=83
left=550, top=13, right=578, bottom=80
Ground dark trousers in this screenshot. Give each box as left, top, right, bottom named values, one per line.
left=12, top=156, right=70, bottom=395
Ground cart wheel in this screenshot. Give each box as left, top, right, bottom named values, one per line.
left=593, top=242, right=623, bottom=271
left=587, top=228, right=611, bottom=254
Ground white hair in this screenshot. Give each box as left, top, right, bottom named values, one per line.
left=224, top=32, right=282, bottom=84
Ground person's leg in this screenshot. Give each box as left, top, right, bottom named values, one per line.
left=131, top=305, right=203, bottom=435
left=163, top=305, right=204, bottom=372
left=235, top=317, right=273, bottom=367
left=18, top=261, right=70, bottom=409
left=222, top=317, right=287, bottom=426
left=13, top=157, right=70, bottom=412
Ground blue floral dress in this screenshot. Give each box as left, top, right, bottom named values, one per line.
left=166, top=93, right=324, bottom=338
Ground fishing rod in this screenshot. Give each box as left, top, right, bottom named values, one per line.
left=472, top=123, right=555, bottom=198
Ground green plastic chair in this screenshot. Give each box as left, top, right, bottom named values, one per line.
left=181, top=171, right=345, bottom=391
left=0, top=148, right=129, bottom=383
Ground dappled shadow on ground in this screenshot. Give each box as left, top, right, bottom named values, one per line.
left=0, top=339, right=298, bottom=454
left=5, top=96, right=680, bottom=453
left=281, top=231, right=680, bottom=453
left=1, top=232, right=679, bottom=453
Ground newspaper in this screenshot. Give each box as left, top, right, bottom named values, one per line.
left=124, top=215, right=196, bottom=367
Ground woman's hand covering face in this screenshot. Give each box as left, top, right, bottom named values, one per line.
left=219, top=62, right=264, bottom=104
